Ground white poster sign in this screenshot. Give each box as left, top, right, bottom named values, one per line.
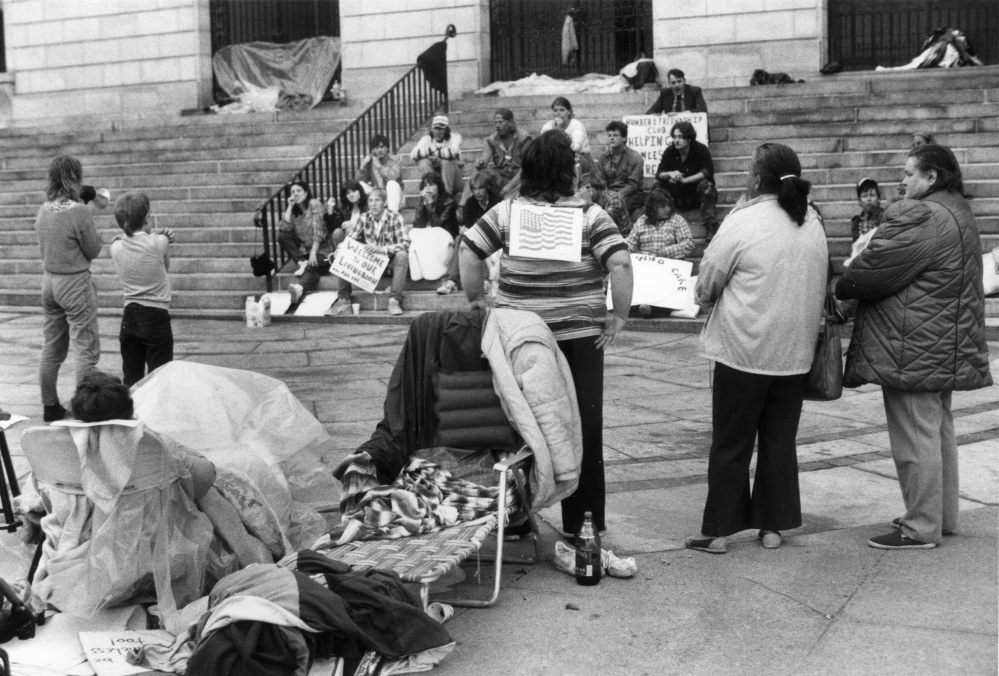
left=608, top=254, right=694, bottom=310
left=623, top=113, right=710, bottom=178
left=508, top=203, right=583, bottom=263
left=79, top=631, right=174, bottom=676
left=329, top=237, right=390, bottom=293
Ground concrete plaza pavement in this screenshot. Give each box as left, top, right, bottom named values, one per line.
left=0, top=311, right=995, bottom=675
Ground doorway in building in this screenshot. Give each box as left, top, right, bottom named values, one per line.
left=489, top=0, right=652, bottom=83
left=208, top=0, right=341, bottom=103
left=828, top=0, right=997, bottom=70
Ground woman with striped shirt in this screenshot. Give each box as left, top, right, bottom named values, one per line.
left=459, top=129, right=634, bottom=538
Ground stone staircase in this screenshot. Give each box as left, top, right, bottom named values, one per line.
left=0, top=66, right=996, bottom=320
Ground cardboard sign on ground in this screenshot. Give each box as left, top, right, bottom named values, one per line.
left=508, top=203, right=583, bottom=263
left=330, top=237, right=390, bottom=293
left=623, top=113, right=710, bottom=178
left=79, top=631, right=173, bottom=676
left=608, top=254, right=694, bottom=310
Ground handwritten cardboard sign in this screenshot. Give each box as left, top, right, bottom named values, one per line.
left=330, top=236, right=390, bottom=293
left=508, top=203, right=583, bottom=262
left=623, top=113, right=709, bottom=178
left=79, top=631, right=174, bottom=676
left=608, top=254, right=694, bottom=310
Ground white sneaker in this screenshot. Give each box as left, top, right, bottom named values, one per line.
left=437, top=279, right=459, bottom=295
left=293, top=261, right=308, bottom=277
left=288, top=283, right=303, bottom=305
left=388, top=298, right=403, bottom=315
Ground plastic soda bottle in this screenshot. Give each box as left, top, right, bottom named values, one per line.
left=574, top=511, right=601, bottom=586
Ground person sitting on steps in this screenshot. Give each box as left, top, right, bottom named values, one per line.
left=409, top=171, right=459, bottom=287
left=596, top=120, right=646, bottom=216
left=287, top=190, right=345, bottom=308
left=466, top=108, right=531, bottom=204
left=577, top=173, right=632, bottom=237
left=411, top=115, right=464, bottom=198
left=647, top=68, right=708, bottom=114
left=656, top=121, right=720, bottom=242
left=277, top=180, right=325, bottom=278
left=356, top=134, right=403, bottom=213
left=625, top=189, right=694, bottom=318
left=328, top=188, right=409, bottom=316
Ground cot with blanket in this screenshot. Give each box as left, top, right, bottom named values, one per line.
left=317, top=309, right=583, bottom=608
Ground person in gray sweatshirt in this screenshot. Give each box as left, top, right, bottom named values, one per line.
left=34, top=155, right=103, bottom=421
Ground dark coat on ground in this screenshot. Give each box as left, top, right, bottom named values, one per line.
left=836, top=190, right=992, bottom=391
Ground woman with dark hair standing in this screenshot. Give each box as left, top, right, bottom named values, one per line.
left=35, top=155, right=104, bottom=422
left=277, top=180, right=325, bottom=278
left=541, top=97, right=594, bottom=175
left=459, top=129, right=634, bottom=538
left=837, top=144, right=991, bottom=550
left=686, top=143, right=828, bottom=554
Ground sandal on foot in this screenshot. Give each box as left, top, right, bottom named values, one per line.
left=684, top=536, right=726, bottom=554
left=759, top=530, right=782, bottom=549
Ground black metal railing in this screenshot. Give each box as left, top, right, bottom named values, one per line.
left=829, top=0, right=998, bottom=70
left=255, top=63, right=448, bottom=291
left=490, top=0, right=652, bottom=82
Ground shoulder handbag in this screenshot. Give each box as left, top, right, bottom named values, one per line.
left=804, top=291, right=843, bottom=401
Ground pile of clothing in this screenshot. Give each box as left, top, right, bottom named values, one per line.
left=877, top=28, right=983, bottom=71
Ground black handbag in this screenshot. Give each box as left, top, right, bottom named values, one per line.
left=804, top=292, right=844, bottom=401
left=250, top=213, right=276, bottom=277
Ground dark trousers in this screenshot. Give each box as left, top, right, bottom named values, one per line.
left=120, top=303, right=173, bottom=387
left=558, top=335, right=605, bottom=535
left=701, top=362, right=806, bottom=537
left=299, top=262, right=332, bottom=294
left=660, top=179, right=719, bottom=238
left=278, top=229, right=306, bottom=263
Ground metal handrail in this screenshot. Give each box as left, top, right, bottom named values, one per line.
left=255, top=58, right=448, bottom=291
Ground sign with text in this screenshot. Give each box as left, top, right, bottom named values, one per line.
left=330, top=237, right=390, bottom=293
left=79, top=631, right=174, bottom=676
left=608, top=254, right=694, bottom=310
left=623, top=113, right=709, bottom=178
left=508, top=203, right=583, bottom=262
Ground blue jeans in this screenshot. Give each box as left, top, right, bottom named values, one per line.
left=120, top=303, right=173, bottom=387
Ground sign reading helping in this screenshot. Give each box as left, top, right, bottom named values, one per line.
left=508, top=203, right=584, bottom=263
left=623, top=113, right=709, bottom=178
left=608, top=254, right=694, bottom=310
left=330, top=237, right=390, bottom=293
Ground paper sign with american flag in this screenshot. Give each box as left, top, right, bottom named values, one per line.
left=509, top=203, right=583, bottom=262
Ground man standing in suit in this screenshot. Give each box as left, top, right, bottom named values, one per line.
left=647, top=69, right=708, bottom=114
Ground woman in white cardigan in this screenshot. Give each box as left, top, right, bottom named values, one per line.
left=540, top=96, right=594, bottom=175
left=686, top=142, right=828, bottom=554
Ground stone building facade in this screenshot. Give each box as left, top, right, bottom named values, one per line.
left=0, top=0, right=826, bottom=125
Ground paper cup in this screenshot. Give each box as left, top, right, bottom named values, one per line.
left=351, top=303, right=360, bottom=315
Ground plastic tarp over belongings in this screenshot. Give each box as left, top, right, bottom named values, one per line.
left=131, top=362, right=339, bottom=550
left=213, top=36, right=341, bottom=111
left=876, top=28, right=983, bottom=71
left=476, top=72, right=628, bottom=98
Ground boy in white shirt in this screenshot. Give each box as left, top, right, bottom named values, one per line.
left=110, top=193, right=175, bottom=387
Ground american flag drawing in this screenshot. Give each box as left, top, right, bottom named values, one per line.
left=517, top=208, right=576, bottom=250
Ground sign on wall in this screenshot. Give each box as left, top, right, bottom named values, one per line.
left=623, top=113, right=710, bottom=178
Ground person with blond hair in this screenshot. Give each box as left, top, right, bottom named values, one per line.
left=34, top=155, right=103, bottom=421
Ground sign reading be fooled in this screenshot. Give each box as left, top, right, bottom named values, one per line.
left=330, top=237, right=390, bottom=293
left=608, top=254, right=694, bottom=310
left=623, top=113, right=709, bottom=178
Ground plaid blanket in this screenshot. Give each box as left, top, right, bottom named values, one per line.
left=332, top=454, right=516, bottom=545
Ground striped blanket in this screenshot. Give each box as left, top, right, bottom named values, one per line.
left=330, top=453, right=516, bottom=545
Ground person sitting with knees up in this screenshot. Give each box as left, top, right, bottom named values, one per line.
left=468, top=108, right=531, bottom=202
left=69, top=371, right=272, bottom=568
left=596, top=120, right=646, bottom=216
left=410, top=171, right=459, bottom=289
left=541, top=97, right=594, bottom=175
left=656, top=120, right=720, bottom=242
left=625, top=189, right=694, bottom=317
left=356, top=134, right=403, bottom=212
left=327, top=188, right=410, bottom=317
left=411, top=115, right=464, bottom=198
left=287, top=192, right=345, bottom=308
left=277, top=180, right=325, bottom=278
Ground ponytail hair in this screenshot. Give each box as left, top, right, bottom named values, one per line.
left=752, top=143, right=811, bottom=226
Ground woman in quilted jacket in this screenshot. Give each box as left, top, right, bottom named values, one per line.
left=836, top=144, right=992, bottom=550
